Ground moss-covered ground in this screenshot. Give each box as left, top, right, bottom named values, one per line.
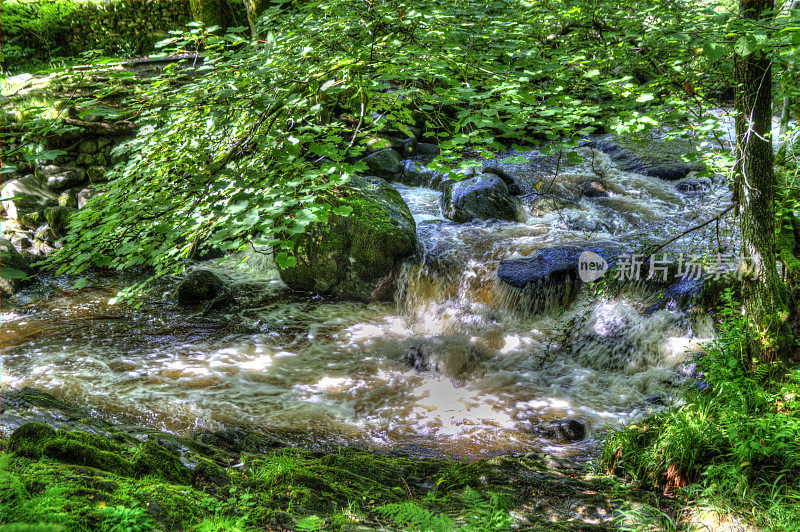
left=0, top=389, right=674, bottom=531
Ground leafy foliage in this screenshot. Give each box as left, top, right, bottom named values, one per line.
left=99, top=505, right=155, bottom=532
left=602, top=289, right=800, bottom=530
left=375, top=501, right=455, bottom=531
left=46, top=0, right=744, bottom=302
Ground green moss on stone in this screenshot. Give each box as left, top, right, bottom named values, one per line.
left=7, top=423, right=57, bottom=459
left=132, top=440, right=192, bottom=485
left=193, top=458, right=230, bottom=488
left=41, top=439, right=132, bottom=477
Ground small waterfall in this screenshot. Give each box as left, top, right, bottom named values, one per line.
left=2, top=141, right=730, bottom=458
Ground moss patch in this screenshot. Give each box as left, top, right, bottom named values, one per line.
left=132, top=440, right=192, bottom=485
left=1, top=421, right=667, bottom=531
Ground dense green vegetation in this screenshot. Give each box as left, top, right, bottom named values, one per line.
left=3, top=0, right=800, bottom=530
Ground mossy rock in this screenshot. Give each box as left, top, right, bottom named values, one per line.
left=141, top=484, right=206, bottom=529
left=193, top=458, right=230, bottom=487
left=132, top=440, right=192, bottom=485
left=7, top=423, right=57, bottom=459
left=277, top=175, right=418, bottom=302
left=42, top=439, right=132, bottom=477
left=43, top=206, right=76, bottom=238
left=61, top=430, right=128, bottom=455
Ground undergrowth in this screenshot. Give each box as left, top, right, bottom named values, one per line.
left=602, top=288, right=800, bottom=531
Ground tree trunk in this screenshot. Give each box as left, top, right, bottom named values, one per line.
left=777, top=0, right=800, bottom=165
left=735, top=0, right=792, bottom=364
left=190, top=0, right=224, bottom=29
left=243, top=0, right=270, bottom=38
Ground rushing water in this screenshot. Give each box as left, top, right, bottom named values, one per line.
left=1, top=146, right=730, bottom=458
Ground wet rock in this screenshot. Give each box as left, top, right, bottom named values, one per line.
left=1, top=175, right=58, bottom=229
left=45, top=206, right=76, bottom=238
left=675, top=176, right=712, bottom=195
left=78, top=139, right=98, bottom=154
left=87, top=166, right=108, bottom=184
left=480, top=165, right=522, bottom=195
left=1, top=237, right=35, bottom=296
left=34, top=224, right=57, bottom=244
left=10, top=233, right=33, bottom=250
left=177, top=269, right=226, bottom=307
left=75, top=153, right=94, bottom=166
left=46, top=169, right=86, bottom=191
left=365, top=135, right=403, bottom=153
left=497, top=246, right=617, bottom=315
left=581, top=180, right=610, bottom=198
left=415, top=142, right=441, bottom=156
left=590, top=134, right=705, bottom=181
left=191, top=428, right=285, bottom=454
left=277, top=175, right=417, bottom=302
left=440, top=173, right=521, bottom=223
left=400, top=137, right=418, bottom=157
left=7, top=422, right=57, bottom=459
left=35, top=164, right=63, bottom=178
left=58, top=190, right=79, bottom=209
left=399, top=160, right=441, bottom=187
left=133, top=439, right=192, bottom=484
left=361, top=148, right=403, bottom=177
left=43, top=437, right=133, bottom=476
left=402, top=336, right=488, bottom=379
left=531, top=419, right=586, bottom=443
left=193, top=459, right=231, bottom=487
left=498, top=246, right=616, bottom=290
left=645, top=395, right=667, bottom=406
left=644, top=277, right=703, bottom=314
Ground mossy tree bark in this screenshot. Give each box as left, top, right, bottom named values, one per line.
left=243, top=0, right=270, bottom=38
left=190, top=0, right=225, bottom=29
left=735, top=0, right=793, bottom=365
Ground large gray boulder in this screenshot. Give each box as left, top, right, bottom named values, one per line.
left=440, top=173, right=521, bottom=223
left=590, top=134, right=705, bottom=181
left=1, top=176, right=58, bottom=229
left=278, top=175, right=417, bottom=301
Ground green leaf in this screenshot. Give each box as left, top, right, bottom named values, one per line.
left=331, top=205, right=353, bottom=216
left=702, top=41, right=723, bottom=61
left=274, top=252, right=296, bottom=270
left=71, top=277, right=89, bottom=290
left=24, top=149, right=67, bottom=162
left=735, top=35, right=757, bottom=57
left=1, top=266, right=28, bottom=280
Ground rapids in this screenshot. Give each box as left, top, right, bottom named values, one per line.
left=1, top=146, right=731, bottom=459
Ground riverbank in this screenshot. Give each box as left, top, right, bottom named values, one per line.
left=0, top=387, right=676, bottom=531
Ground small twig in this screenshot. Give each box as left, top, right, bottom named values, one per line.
left=643, top=204, right=735, bottom=260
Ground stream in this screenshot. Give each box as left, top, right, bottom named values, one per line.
left=0, top=142, right=732, bottom=459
